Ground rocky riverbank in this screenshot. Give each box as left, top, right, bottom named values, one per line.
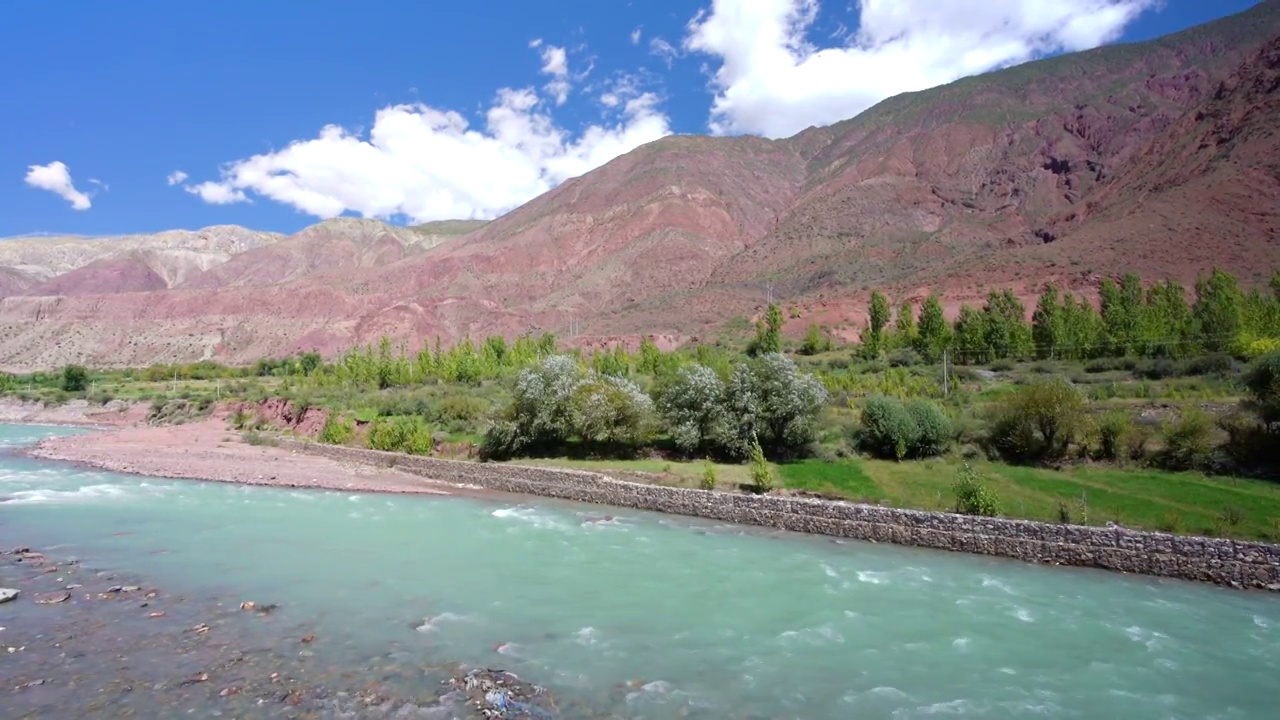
left=0, top=546, right=575, bottom=719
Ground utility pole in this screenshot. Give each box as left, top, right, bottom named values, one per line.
left=942, top=349, right=950, bottom=396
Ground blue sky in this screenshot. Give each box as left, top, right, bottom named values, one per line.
left=0, top=0, right=1262, bottom=237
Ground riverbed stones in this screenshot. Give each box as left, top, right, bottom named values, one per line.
left=0, top=588, right=18, bottom=603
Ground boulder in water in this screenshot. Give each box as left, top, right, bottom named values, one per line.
left=0, top=588, right=17, bottom=604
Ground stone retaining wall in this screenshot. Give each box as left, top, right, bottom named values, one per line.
left=278, top=440, right=1280, bottom=591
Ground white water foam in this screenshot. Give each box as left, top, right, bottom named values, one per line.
left=491, top=506, right=566, bottom=531
left=952, top=637, right=972, bottom=652
left=2, top=484, right=129, bottom=505
left=856, top=570, right=889, bottom=585
left=778, top=624, right=845, bottom=646
left=573, top=626, right=601, bottom=647
left=415, top=612, right=474, bottom=633
left=1012, top=607, right=1035, bottom=623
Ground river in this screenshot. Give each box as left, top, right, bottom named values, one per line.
left=2, top=424, right=1278, bottom=719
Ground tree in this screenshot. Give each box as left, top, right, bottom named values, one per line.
left=894, top=301, right=917, bottom=348
left=858, top=395, right=950, bottom=460
left=952, top=305, right=987, bottom=364
left=914, top=294, right=951, bottom=363
left=860, top=291, right=891, bottom=359
left=1032, top=286, right=1063, bottom=360
left=1193, top=268, right=1244, bottom=352
left=569, top=374, right=655, bottom=451
left=987, top=377, right=1090, bottom=463
left=799, top=323, right=831, bottom=356
left=1059, top=293, right=1102, bottom=360
left=655, top=364, right=732, bottom=455
left=722, top=354, right=828, bottom=458
left=1099, top=273, right=1144, bottom=356
left=1142, top=279, right=1195, bottom=358
left=750, top=305, right=783, bottom=356
left=61, top=365, right=89, bottom=393
left=982, top=290, right=1032, bottom=361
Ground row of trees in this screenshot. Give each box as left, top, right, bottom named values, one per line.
left=480, top=353, right=828, bottom=461
left=847, top=269, right=1280, bottom=364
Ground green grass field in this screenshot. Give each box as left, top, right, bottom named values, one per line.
left=518, top=455, right=1280, bottom=542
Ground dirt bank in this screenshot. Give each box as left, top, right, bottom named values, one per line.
left=0, top=398, right=149, bottom=428
left=24, top=415, right=460, bottom=496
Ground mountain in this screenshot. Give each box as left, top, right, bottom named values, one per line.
left=0, top=3, right=1278, bottom=370
left=0, top=226, right=283, bottom=297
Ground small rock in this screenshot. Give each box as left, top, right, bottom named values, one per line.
left=148, top=611, right=166, bottom=619
left=0, top=588, right=18, bottom=604
left=300, top=633, right=316, bottom=644
left=240, top=601, right=255, bottom=611
left=35, top=591, right=71, bottom=605
left=14, top=679, right=46, bottom=691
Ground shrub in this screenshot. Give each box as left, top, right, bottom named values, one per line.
left=427, top=394, right=489, bottom=426
left=61, top=365, right=89, bottom=392
left=700, top=461, right=717, bottom=491
left=857, top=396, right=951, bottom=460
left=887, top=349, right=920, bottom=368
left=952, top=463, right=1000, bottom=516
left=480, top=420, right=526, bottom=461
left=1185, top=353, right=1235, bottom=377
left=1136, top=358, right=1181, bottom=380
left=905, top=399, right=951, bottom=458
left=986, top=378, right=1089, bottom=463
left=1095, top=411, right=1133, bottom=462
left=319, top=415, right=354, bottom=445
left=1244, top=352, right=1280, bottom=428
left=989, top=359, right=1015, bottom=372
left=87, top=390, right=114, bottom=406
left=1126, top=424, right=1154, bottom=462
left=1156, top=409, right=1216, bottom=471
left=1219, top=505, right=1247, bottom=528
left=366, top=416, right=433, bottom=455
left=859, top=395, right=918, bottom=460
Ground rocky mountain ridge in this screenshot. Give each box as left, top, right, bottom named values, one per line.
left=1, top=2, right=1278, bottom=370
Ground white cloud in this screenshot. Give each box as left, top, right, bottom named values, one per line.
left=167, top=170, right=189, bottom=186
left=630, top=27, right=643, bottom=45
left=24, top=161, right=92, bottom=210
left=685, top=0, right=1158, bottom=138
left=185, top=181, right=248, bottom=205
left=539, top=45, right=571, bottom=105
left=649, top=37, right=681, bottom=67
left=185, top=87, right=670, bottom=222
left=528, top=38, right=543, bottom=48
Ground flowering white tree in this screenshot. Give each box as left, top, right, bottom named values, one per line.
left=656, top=364, right=733, bottom=454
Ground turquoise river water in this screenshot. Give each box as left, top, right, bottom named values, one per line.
left=2, top=424, right=1279, bottom=718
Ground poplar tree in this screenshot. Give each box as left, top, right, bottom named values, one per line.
left=914, top=294, right=951, bottom=363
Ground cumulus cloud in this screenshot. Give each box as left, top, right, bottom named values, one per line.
left=167, top=170, right=189, bottom=186
left=185, top=86, right=670, bottom=222
left=539, top=45, right=571, bottom=105
left=24, top=161, right=92, bottom=210
left=685, top=0, right=1158, bottom=137
left=185, top=181, right=248, bottom=205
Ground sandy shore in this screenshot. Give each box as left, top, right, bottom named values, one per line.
left=23, top=415, right=463, bottom=496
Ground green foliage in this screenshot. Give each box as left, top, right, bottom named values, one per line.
left=747, top=436, right=774, bottom=492
left=799, top=323, right=832, bottom=356
left=952, top=463, right=1000, bottom=516
left=981, top=290, right=1033, bottom=362
left=749, top=305, right=783, bottom=356
left=700, top=461, right=717, bottom=491
left=1194, top=268, right=1244, bottom=352
left=857, top=395, right=950, bottom=460
left=568, top=374, right=655, bottom=451
left=914, top=294, right=951, bottom=363
left=61, top=364, right=89, bottom=393
left=655, top=364, right=732, bottom=455
left=1245, top=351, right=1280, bottom=428
left=366, top=416, right=433, bottom=455
left=1156, top=409, right=1216, bottom=471
left=721, top=354, right=829, bottom=459
left=987, top=378, right=1089, bottom=463
left=894, top=301, right=917, bottom=347
left=319, top=414, right=355, bottom=445
left=859, top=291, right=891, bottom=359
left=1095, top=411, right=1133, bottom=462
left=952, top=304, right=987, bottom=364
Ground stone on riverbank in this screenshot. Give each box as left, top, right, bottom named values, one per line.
left=0, top=588, right=18, bottom=603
